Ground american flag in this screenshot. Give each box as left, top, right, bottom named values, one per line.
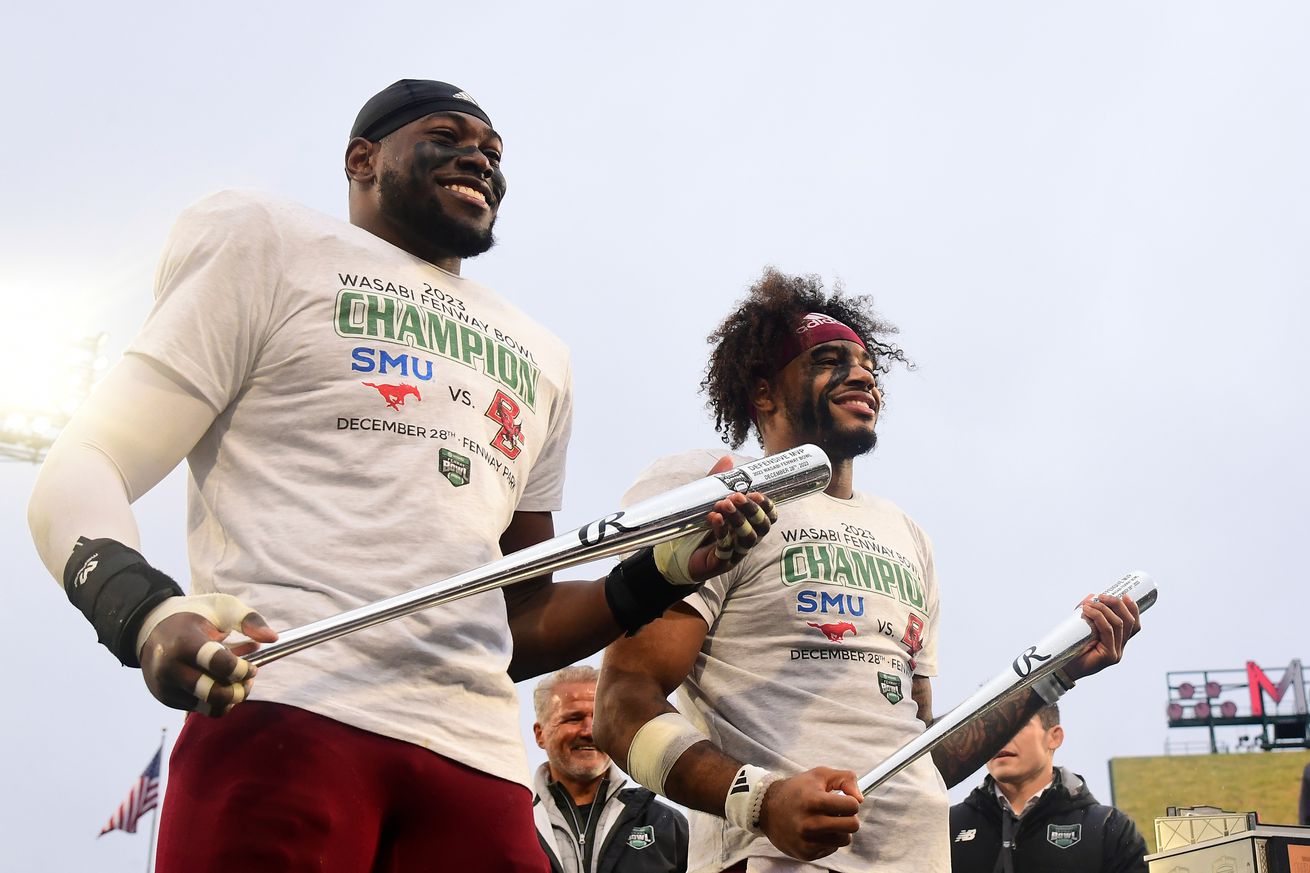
left=98, top=748, right=162, bottom=836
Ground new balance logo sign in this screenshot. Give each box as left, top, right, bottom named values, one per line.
left=728, top=771, right=751, bottom=795
left=954, top=829, right=977, bottom=843
left=75, top=555, right=99, bottom=587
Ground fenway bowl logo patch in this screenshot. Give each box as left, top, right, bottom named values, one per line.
left=438, top=448, right=471, bottom=487
left=1047, top=823, right=1081, bottom=849
left=626, top=825, right=654, bottom=850
left=878, top=671, right=903, bottom=705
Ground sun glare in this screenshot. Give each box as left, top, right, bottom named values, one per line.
left=0, top=326, right=107, bottom=462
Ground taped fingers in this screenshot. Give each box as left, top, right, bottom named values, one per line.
left=713, top=531, right=735, bottom=562
left=191, top=658, right=249, bottom=708
left=191, top=670, right=249, bottom=712
left=731, top=513, right=761, bottom=554
left=193, top=674, right=216, bottom=705
left=741, top=501, right=771, bottom=529
left=195, top=640, right=224, bottom=672
left=745, top=494, right=778, bottom=526
left=723, top=494, right=774, bottom=556
left=160, top=661, right=251, bottom=717
left=193, top=678, right=250, bottom=717
left=190, top=641, right=252, bottom=717
left=194, top=639, right=253, bottom=683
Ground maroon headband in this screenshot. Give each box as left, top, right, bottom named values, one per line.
left=771, top=312, right=866, bottom=373
left=750, top=313, right=867, bottom=424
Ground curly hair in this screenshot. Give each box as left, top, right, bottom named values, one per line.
left=702, top=267, right=911, bottom=448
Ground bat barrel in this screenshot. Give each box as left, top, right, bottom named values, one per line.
left=247, top=445, right=832, bottom=667
left=856, top=571, right=1157, bottom=794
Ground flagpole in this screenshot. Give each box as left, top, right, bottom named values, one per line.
left=145, top=727, right=165, bottom=873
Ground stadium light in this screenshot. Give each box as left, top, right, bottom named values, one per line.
left=0, top=333, right=108, bottom=462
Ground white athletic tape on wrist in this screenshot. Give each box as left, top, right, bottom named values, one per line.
left=656, top=497, right=774, bottom=581
left=724, top=764, right=780, bottom=836
left=654, top=534, right=707, bottom=587
left=626, top=712, right=707, bottom=796
left=135, top=592, right=260, bottom=679
left=1033, top=669, right=1075, bottom=705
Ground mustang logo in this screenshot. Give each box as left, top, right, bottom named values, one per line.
left=362, top=382, right=421, bottom=410
left=807, top=621, right=857, bottom=642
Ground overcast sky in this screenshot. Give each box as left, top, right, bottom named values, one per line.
left=3, top=2, right=1308, bottom=870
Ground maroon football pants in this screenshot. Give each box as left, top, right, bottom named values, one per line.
left=155, top=701, right=550, bottom=873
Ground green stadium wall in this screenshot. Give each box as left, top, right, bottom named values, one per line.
left=1109, top=750, right=1310, bottom=853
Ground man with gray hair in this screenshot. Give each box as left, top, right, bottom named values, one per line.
left=533, top=665, right=688, bottom=873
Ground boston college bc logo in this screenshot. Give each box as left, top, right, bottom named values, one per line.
left=485, top=390, right=524, bottom=459
left=901, top=614, right=925, bottom=672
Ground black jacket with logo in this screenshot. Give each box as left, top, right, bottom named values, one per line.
left=533, top=763, right=687, bottom=873
left=949, top=767, right=1147, bottom=873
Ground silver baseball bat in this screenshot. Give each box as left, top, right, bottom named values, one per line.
left=248, top=444, right=832, bottom=667
left=857, top=570, right=1157, bottom=794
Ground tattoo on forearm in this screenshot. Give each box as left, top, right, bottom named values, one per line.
left=930, top=689, right=1045, bottom=788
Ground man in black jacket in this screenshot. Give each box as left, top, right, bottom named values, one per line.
left=533, top=665, right=688, bottom=873
left=949, top=704, right=1147, bottom=873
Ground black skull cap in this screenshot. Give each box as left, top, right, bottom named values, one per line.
left=351, top=80, right=492, bottom=142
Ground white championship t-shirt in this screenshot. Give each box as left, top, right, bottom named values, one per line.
left=624, top=450, right=950, bottom=873
left=129, top=190, right=573, bottom=787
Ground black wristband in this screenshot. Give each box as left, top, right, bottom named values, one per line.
left=604, top=548, right=694, bottom=635
left=63, top=537, right=183, bottom=668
